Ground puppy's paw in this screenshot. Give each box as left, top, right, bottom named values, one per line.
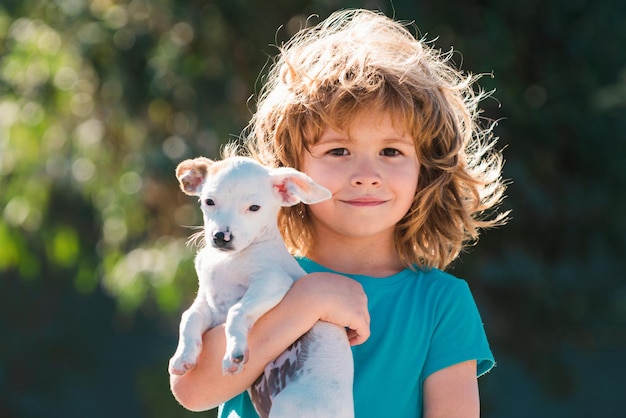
left=221, top=349, right=249, bottom=375
left=168, top=341, right=202, bottom=375
left=169, top=354, right=197, bottom=375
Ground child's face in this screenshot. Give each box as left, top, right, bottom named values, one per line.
left=302, top=108, right=420, bottom=244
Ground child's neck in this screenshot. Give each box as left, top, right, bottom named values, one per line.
left=306, top=234, right=405, bottom=278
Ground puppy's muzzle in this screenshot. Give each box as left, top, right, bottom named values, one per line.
left=212, top=230, right=234, bottom=250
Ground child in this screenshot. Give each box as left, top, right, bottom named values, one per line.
left=170, top=8, right=507, bottom=418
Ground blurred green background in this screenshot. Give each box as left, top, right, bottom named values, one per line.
left=1, top=0, right=624, bottom=417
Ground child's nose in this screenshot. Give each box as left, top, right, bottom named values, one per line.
left=350, top=160, right=381, bottom=187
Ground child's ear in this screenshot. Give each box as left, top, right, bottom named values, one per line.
left=175, top=157, right=214, bottom=196
left=269, top=167, right=332, bottom=207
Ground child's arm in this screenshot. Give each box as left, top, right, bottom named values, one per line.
left=169, top=272, right=369, bottom=412
left=423, top=360, right=480, bottom=418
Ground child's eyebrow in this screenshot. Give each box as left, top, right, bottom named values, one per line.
left=315, top=133, right=350, bottom=144
left=315, top=131, right=414, bottom=146
left=382, top=136, right=413, bottom=144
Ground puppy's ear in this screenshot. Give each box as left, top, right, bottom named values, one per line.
left=270, top=168, right=331, bottom=207
left=175, top=157, right=214, bottom=196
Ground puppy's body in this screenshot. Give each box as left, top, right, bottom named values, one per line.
left=169, top=156, right=354, bottom=418
left=193, top=233, right=300, bottom=330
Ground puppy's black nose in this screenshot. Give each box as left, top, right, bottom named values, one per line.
left=213, top=231, right=232, bottom=248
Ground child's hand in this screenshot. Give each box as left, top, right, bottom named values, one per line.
left=295, top=272, right=371, bottom=346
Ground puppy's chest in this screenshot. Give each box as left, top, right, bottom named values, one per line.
left=208, top=278, right=247, bottom=313
left=196, top=252, right=254, bottom=317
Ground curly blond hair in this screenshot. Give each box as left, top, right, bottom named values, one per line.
left=241, top=9, right=508, bottom=270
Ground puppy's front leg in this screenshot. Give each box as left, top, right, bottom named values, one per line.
left=222, top=274, right=293, bottom=375
left=169, top=294, right=212, bottom=375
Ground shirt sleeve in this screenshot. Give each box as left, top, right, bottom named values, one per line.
left=218, top=391, right=259, bottom=418
left=422, top=279, right=495, bottom=380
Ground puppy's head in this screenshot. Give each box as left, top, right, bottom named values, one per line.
left=176, top=156, right=330, bottom=252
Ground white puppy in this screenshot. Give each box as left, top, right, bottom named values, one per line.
left=169, top=156, right=354, bottom=418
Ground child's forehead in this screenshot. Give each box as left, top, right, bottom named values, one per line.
left=310, top=107, right=412, bottom=141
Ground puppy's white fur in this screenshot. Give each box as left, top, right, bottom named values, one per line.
left=169, top=156, right=354, bottom=418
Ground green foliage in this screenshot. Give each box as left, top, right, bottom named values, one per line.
left=1, top=0, right=625, bottom=416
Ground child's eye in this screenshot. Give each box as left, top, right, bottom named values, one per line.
left=248, top=205, right=261, bottom=212
left=381, top=148, right=402, bottom=157
left=327, top=148, right=349, bottom=156
left=204, top=198, right=215, bottom=206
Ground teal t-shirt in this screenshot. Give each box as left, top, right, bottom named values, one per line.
left=219, top=257, right=494, bottom=418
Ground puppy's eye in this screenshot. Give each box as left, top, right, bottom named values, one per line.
left=248, top=205, right=260, bottom=212
left=204, top=199, right=215, bottom=206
